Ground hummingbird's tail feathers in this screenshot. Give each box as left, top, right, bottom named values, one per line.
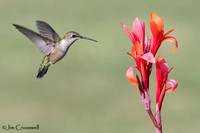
left=37, top=56, right=50, bottom=79
left=37, top=65, right=49, bottom=79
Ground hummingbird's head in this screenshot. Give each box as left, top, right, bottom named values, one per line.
left=64, top=31, right=97, bottom=43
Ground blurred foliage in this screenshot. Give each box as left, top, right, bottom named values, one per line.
left=0, top=0, right=199, bottom=133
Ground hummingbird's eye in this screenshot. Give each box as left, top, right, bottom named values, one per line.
left=71, top=34, right=76, bottom=38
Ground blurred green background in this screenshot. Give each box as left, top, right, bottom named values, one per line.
left=0, top=0, right=199, bottom=132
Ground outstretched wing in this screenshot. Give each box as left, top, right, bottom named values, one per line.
left=36, top=20, right=61, bottom=42
left=13, top=24, right=55, bottom=55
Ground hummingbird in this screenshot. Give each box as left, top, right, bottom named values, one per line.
left=13, top=21, right=97, bottom=79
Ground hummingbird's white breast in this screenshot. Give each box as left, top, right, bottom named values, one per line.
left=49, top=39, right=70, bottom=64
left=59, top=39, right=70, bottom=52
left=49, top=37, right=77, bottom=63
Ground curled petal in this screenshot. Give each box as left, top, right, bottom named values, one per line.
left=120, top=22, right=135, bottom=44
left=162, top=36, right=178, bottom=53
left=126, top=67, right=139, bottom=88
left=141, top=52, right=155, bottom=63
left=166, top=79, right=178, bottom=92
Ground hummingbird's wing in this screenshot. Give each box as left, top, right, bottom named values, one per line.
left=13, top=24, right=55, bottom=55
left=36, top=20, right=61, bottom=42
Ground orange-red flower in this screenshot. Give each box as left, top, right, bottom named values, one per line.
left=121, top=18, right=155, bottom=93
left=121, top=12, right=178, bottom=133
left=150, top=12, right=178, bottom=56
left=155, top=56, right=178, bottom=110
left=121, top=12, right=178, bottom=95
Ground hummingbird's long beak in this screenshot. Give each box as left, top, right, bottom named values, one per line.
left=81, top=36, right=97, bottom=42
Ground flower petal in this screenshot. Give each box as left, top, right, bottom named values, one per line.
left=120, top=22, right=135, bottom=44
left=145, top=36, right=151, bottom=52
left=155, top=68, right=163, bottom=103
left=135, top=41, right=143, bottom=55
left=150, top=12, right=165, bottom=55
left=131, top=45, right=136, bottom=59
left=141, top=52, right=155, bottom=63
left=150, top=21, right=159, bottom=42
left=168, top=67, right=174, bottom=74
left=156, top=56, right=168, bottom=74
left=136, top=74, right=144, bottom=96
left=164, top=29, right=175, bottom=37
left=141, top=21, right=145, bottom=38
left=150, top=21, right=163, bottom=56
left=162, top=36, right=178, bottom=53
left=151, top=12, right=164, bottom=31
left=126, top=67, right=139, bottom=88
left=166, top=79, right=178, bottom=92
left=132, top=18, right=144, bottom=42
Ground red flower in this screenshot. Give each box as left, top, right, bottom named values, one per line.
left=150, top=12, right=178, bottom=56
left=155, top=56, right=178, bottom=111
left=121, top=12, right=178, bottom=133
left=121, top=18, right=155, bottom=93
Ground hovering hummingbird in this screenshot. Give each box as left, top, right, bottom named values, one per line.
left=13, top=21, right=97, bottom=79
